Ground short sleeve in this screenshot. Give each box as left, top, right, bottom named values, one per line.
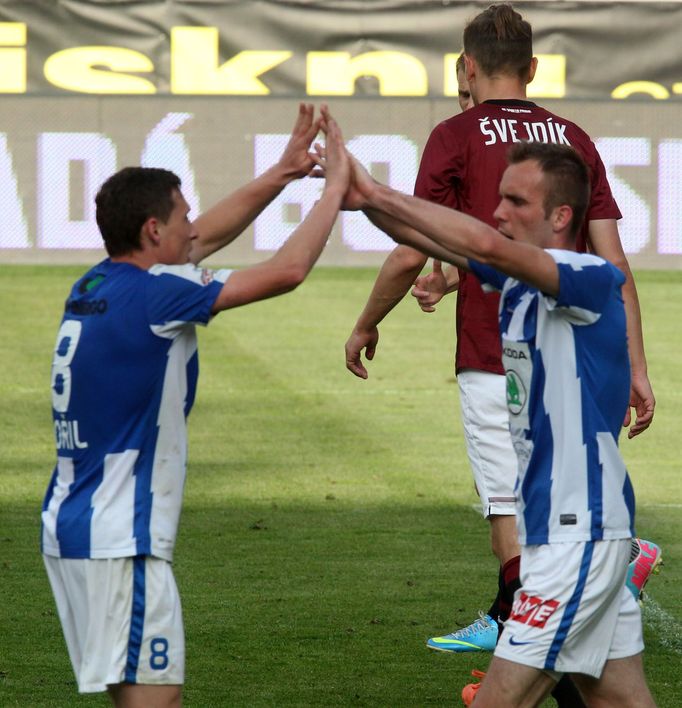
left=547, top=250, right=625, bottom=320
left=468, top=259, right=507, bottom=292
left=585, top=139, right=622, bottom=221
left=145, top=264, right=232, bottom=336
left=414, top=122, right=463, bottom=208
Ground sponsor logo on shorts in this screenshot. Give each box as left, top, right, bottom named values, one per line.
left=508, top=635, right=536, bottom=646
left=510, top=592, right=559, bottom=628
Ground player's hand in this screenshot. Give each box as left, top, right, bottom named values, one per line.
left=320, top=110, right=351, bottom=195
left=623, top=369, right=655, bottom=438
left=276, top=103, right=322, bottom=180
left=345, top=326, right=379, bottom=379
left=411, top=260, right=448, bottom=313
left=313, top=106, right=374, bottom=211
left=344, top=152, right=378, bottom=211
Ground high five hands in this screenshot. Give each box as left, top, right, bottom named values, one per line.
left=312, top=105, right=376, bottom=212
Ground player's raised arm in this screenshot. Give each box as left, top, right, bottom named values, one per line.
left=210, top=113, right=349, bottom=313
left=347, top=151, right=565, bottom=296
left=189, top=103, right=322, bottom=265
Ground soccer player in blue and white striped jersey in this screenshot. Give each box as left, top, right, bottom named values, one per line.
left=42, top=105, right=349, bottom=707
left=338, top=140, right=654, bottom=706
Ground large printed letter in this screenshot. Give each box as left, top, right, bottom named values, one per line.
left=0, top=133, right=29, bottom=247
left=142, top=113, right=200, bottom=216
left=253, top=134, right=322, bottom=250
left=658, top=140, right=682, bottom=254
left=171, top=27, right=290, bottom=94
left=0, top=23, right=26, bottom=93
left=44, top=47, right=156, bottom=94
left=37, top=133, right=117, bottom=248
left=612, top=81, right=669, bottom=100
left=307, top=52, right=427, bottom=96
left=594, top=138, right=651, bottom=253
left=342, top=135, right=418, bottom=251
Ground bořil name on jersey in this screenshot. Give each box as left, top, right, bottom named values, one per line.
left=479, top=117, right=571, bottom=146
left=54, top=418, right=88, bottom=449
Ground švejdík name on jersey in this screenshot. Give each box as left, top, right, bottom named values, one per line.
left=414, top=99, right=621, bottom=378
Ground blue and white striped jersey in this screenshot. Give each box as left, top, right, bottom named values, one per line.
left=42, top=259, right=231, bottom=561
left=470, top=250, right=635, bottom=545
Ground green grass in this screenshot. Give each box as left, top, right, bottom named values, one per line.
left=1, top=266, right=680, bottom=706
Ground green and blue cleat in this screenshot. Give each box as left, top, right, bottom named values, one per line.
left=426, top=612, right=498, bottom=653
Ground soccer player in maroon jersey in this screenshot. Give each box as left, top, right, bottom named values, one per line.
left=343, top=4, right=656, bottom=704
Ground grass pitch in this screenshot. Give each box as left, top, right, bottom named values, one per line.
left=0, top=265, right=680, bottom=706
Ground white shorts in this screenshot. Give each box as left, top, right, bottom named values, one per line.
left=43, top=554, right=185, bottom=693
left=495, top=539, right=643, bottom=679
left=458, top=369, right=517, bottom=517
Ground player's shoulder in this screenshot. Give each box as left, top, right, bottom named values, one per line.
left=546, top=248, right=610, bottom=271
left=148, top=263, right=216, bottom=286
left=546, top=249, right=625, bottom=284
left=67, top=258, right=122, bottom=299
left=435, top=103, right=489, bottom=131
left=536, top=106, right=595, bottom=144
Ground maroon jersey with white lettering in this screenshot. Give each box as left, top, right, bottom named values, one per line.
left=415, top=99, right=621, bottom=374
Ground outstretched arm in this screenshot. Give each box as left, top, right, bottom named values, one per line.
left=190, top=103, right=322, bottom=264
left=346, top=156, right=559, bottom=295
left=210, top=114, right=349, bottom=312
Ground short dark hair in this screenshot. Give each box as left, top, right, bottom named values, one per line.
left=463, top=4, right=533, bottom=80
left=507, top=142, right=590, bottom=238
left=95, top=166, right=181, bottom=257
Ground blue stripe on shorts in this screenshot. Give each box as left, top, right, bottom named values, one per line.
left=545, top=541, right=595, bottom=670
left=125, top=556, right=146, bottom=683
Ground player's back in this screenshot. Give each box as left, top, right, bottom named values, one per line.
left=415, top=99, right=621, bottom=374
left=43, top=259, right=217, bottom=561
left=51, top=261, right=175, bottom=470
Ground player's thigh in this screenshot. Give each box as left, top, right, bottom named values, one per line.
left=129, top=555, right=185, bottom=687
left=457, top=369, right=516, bottom=517
left=571, top=654, right=655, bottom=708
left=43, top=555, right=184, bottom=693
left=108, top=682, right=182, bottom=708
left=496, top=540, right=631, bottom=677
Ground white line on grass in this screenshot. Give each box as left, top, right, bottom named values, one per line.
left=642, top=595, right=682, bottom=655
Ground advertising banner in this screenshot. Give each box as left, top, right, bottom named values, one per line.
left=0, top=1, right=681, bottom=102
left=1, top=95, right=680, bottom=267
left=0, top=2, right=681, bottom=266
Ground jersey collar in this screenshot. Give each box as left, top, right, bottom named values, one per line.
left=482, top=99, right=537, bottom=108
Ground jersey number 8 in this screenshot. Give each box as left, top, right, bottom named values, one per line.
left=51, top=320, right=82, bottom=413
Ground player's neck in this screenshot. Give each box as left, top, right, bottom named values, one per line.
left=473, top=75, right=528, bottom=104
left=111, top=249, right=155, bottom=271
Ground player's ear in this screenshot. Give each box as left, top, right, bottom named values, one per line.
left=463, top=53, right=476, bottom=83
left=552, top=204, right=573, bottom=234
left=141, top=217, right=162, bottom=247
left=527, top=57, right=538, bottom=85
